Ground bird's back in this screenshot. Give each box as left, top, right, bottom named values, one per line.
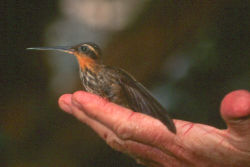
left=80, top=65, right=176, bottom=133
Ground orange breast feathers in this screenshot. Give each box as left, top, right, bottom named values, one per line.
left=75, top=54, right=96, bottom=71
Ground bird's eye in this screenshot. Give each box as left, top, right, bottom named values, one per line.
left=80, top=46, right=88, bottom=52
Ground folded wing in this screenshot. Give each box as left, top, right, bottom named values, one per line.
left=116, top=69, right=176, bottom=133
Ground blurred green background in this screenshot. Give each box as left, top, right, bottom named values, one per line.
left=1, top=0, right=249, bottom=166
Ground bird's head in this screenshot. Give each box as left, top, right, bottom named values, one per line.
left=27, top=42, right=102, bottom=70
left=71, top=42, right=102, bottom=60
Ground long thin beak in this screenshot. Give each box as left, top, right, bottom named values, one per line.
left=26, top=46, right=74, bottom=54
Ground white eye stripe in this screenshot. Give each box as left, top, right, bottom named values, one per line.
left=82, top=44, right=98, bottom=56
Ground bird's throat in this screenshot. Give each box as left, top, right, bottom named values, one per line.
left=76, top=55, right=96, bottom=71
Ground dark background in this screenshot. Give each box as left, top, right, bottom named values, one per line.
left=1, top=0, right=249, bottom=166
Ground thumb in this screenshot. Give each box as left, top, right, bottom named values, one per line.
left=220, top=90, right=250, bottom=138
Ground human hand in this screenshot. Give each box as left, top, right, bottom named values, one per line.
left=58, top=90, right=250, bottom=167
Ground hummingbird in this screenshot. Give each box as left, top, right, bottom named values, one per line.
left=27, top=42, right=176, bottom=133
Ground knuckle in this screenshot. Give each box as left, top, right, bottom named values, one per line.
left=114, top=111, right=143, bottom=140
left=114, top=120, right=133, bottom=140
left=105, top=133, right=124, bottom=152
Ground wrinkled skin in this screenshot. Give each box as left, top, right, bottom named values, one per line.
left=58, top=90, right=250, bottom=167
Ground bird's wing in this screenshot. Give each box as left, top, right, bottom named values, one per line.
left=111, top=67, right=176, bottom=133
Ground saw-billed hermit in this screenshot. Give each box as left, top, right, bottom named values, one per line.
left=27, top=42, right=176, bottom=133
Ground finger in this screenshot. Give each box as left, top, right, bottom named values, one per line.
left=58, top=94, right=73, bottom=114
left=62, top=91, right=197, bottom=163
left=220, top=90, right=250, bottom=137
left=59, top=93, right=117, bottom=143
left=71, top=91, right=175, bottom=147
left=64, top=95, right=182, bottom=166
